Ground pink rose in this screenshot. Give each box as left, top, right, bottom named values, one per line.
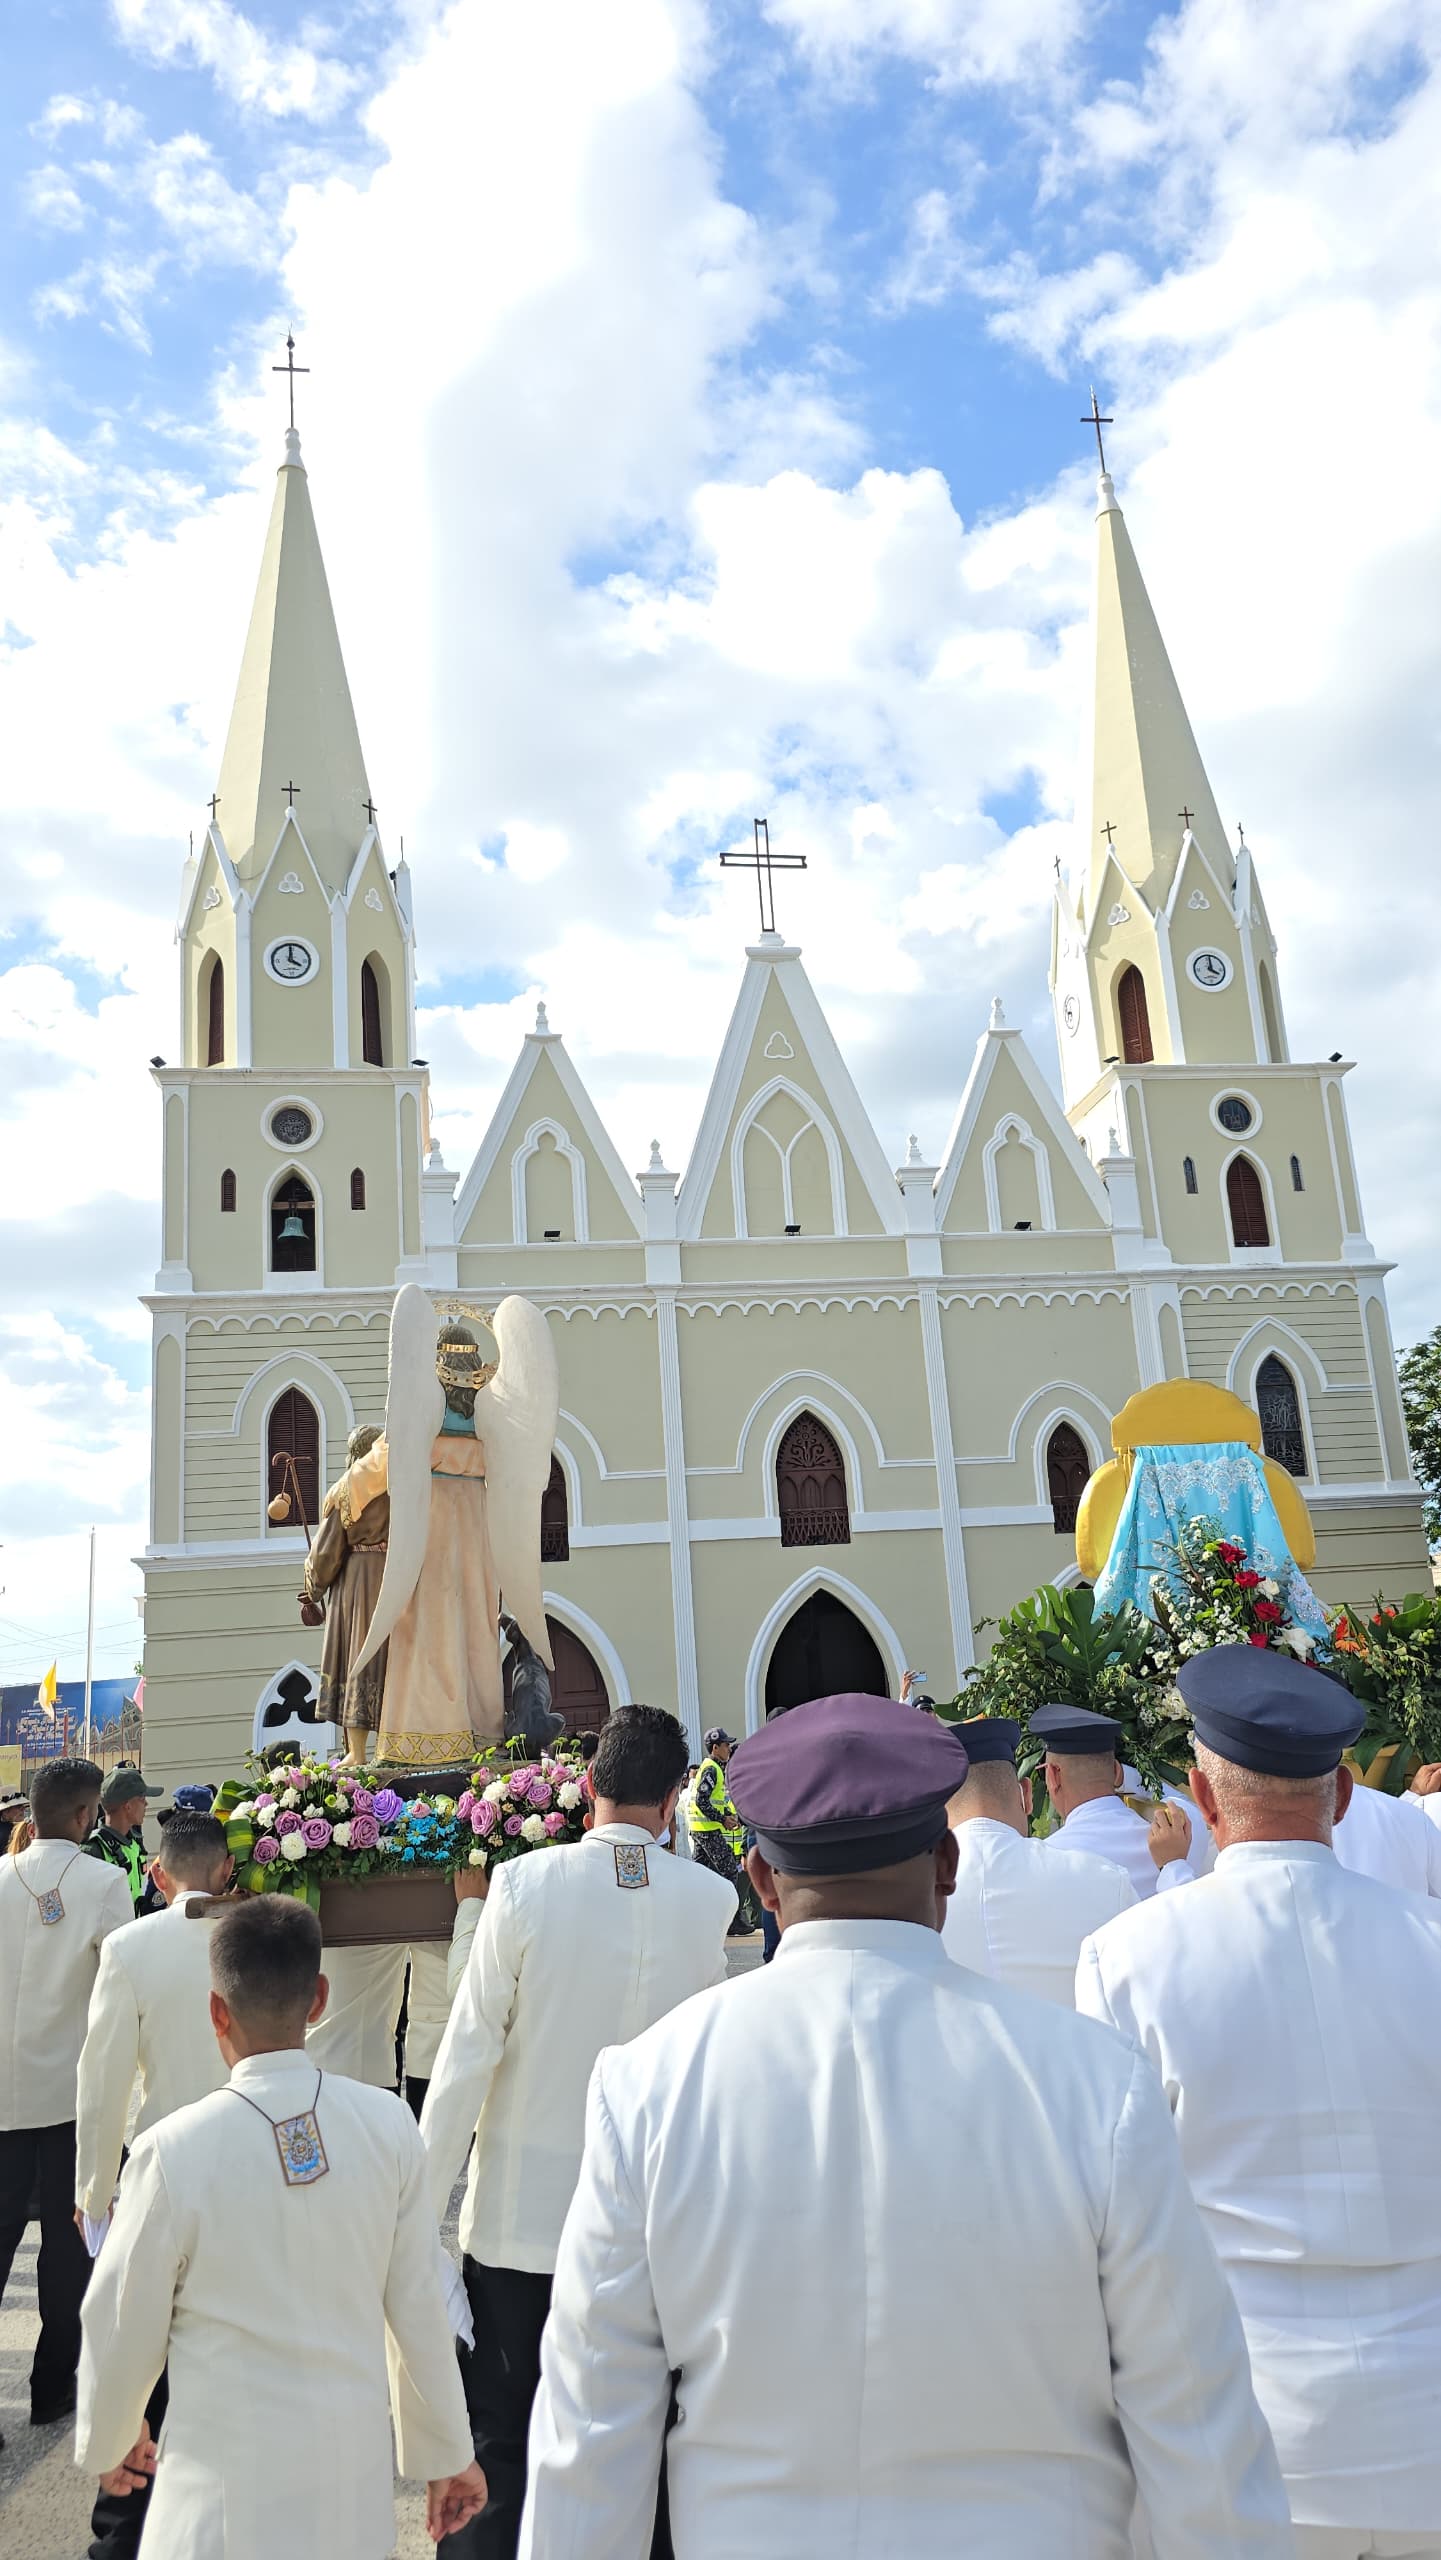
left=456, top=1791, right=476, bottom=1819
left=285, top=1768, right=305, bottom=1788
left=348, top=1812, right=380, bottom=1849
left=412, top=1801, right=432, bottom=1819
left=542, top=1811, right=566, bottom=1836
left=274, top=1810, right=303, bottom=1836
left=254, top=1792, right=276, bottom=1810
left=349, top=1787, right=374, bottom=1814
left=504, top=1815, right=524, bottom=1837
left=301, top=1817, right=332, bottom=1851
left=509, top=1773, right=533, bottom=1800
left=252, top=1834, right=280, bottom=1864
left=528, top=1780, right=553, bottom=1809
left=471, top=1800, right=498, bottom=1838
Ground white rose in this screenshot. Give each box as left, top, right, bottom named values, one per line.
left=331, top=1822, right=352, bottom=1848
left=280, top=1831, right=308, bottom=1860
left=1260, top=1578, right=1281, bottom=1599
left=255, top=1805, right=277, bottom=1829
left=233, top=1800, right=256, bottom=1820
left=557, top=1783, right=582, bottom=1811
left=468, top=1848, right=488, bottom=1868
left=520, top=1814, right=547, bottom=1843
left=483, top=1780, right=508, bottom=1804
left=280, top=1788, right=301, bottom=1808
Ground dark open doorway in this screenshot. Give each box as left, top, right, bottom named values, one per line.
left=764, top=1589, right=888, bottom=1719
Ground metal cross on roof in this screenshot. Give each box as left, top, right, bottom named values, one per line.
left=208, top=793, right=220, bottom=821
left=719, top=817, right=807, bottom=938
left=1100, top=817, right=1117, bottom=846
left=1178, top=804, right=1194, bottom=830
left=1081, top=387, right=1113, bottom=474
left=282, top=780, right=301, bottom=806
left=363, top=796, right=377, bottom=824
left=273, top=333, right=310, bottom=432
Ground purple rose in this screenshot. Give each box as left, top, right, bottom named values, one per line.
left=301, top=1817, right=332, bottom=1851
left=252, top=1834, right=280, bottom=1865
left=284, top=1768, right=305, bottom=1788
left=254, top=1792, right=276, bottom=1810
left=456, top=1791, right=476, bottom=1819
left=372, top=1788, right=404, bottom=1824
left=504, top=1815, right=524, bottom=1837
left=509, top=1767, right=537, bottom=1797
left=471, top=1799, right=498, bottom=1838
left=274, top=1809, right=303, bottom=1836
left=528, top=1780, right=553, bottom=1809
left=347, top=1812, right=380, bottom=1850
left=543, top=1811, right=566, bottom=1836
left=349, top=1787, right=374, bottom=1813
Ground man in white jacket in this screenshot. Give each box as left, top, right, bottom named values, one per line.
left=75, top=1810, right=237, bottom=2560
left=1032, top=1704, right=1208, bottom=1896
left=0, top=1755, right=132, bottom=2430
left=522, top=1692, right=1289, bottom=2560
left=1077, top=1645, right=1441, bottom=2557
left=75, top=1893, right=484, bottom=2559
left=421, top=1704, right=734, bottom=2557
left=942, top=1715, right=1137, bottom=2003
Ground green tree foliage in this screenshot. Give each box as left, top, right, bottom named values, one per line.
left=1398, top=1326, right=1441, bottom=1544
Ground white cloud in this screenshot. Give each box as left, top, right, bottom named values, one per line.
left=24, top=164, right=89, bottom=233
left=761, top=0, right=1087, bottom=88
left=109, top=0, right=357, bottom=120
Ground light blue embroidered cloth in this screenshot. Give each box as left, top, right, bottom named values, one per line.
left=1091, top=1440, right=1330, bottom=1640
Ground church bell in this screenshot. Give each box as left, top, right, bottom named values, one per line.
left=277, top=1209, right=308, bottom=1241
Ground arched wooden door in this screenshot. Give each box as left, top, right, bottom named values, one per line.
left=504, top=1615, right=611, bottom=1739
left=765, top=1590, right=887, bottom=1719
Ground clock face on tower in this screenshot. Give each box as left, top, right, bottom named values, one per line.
left=1187, top=946, right=1233, bottom=991
left=1062, top=994, right=1081, bottom=1035
left=264, top=937, right=320, bottom=986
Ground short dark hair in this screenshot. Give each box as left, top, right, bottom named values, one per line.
left=577, top=1732, right=599, bottom=1763
left=31, top=1757, right=103, bottom=1834
left=591, top=1706, right=688, bottom=1810
left=157, top=1812, right=229, bottom=1884
left=210, top=1894, right=321, bottom=2028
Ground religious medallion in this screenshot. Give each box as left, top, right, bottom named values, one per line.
left=613, top=1843, right=650, bottom=1890
left=273, top=2107, right=330, bottom=2186
left=35, top=1885, right=65, bottom=1927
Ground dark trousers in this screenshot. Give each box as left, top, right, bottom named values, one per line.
left=441, top=2258, right=554, bottom=2560
left=405, top=2076, right=429, bottom=2122
left=88, top=2368, right=169, bottom=2558
left=0, top=2121, right=90, bottom=2414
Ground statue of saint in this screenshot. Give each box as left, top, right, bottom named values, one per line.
left=350, top=1288, right=560, bottom=1768
left=303, top=1423, right=390, bottom=1766
left=502, top=1613, right=565, bottom=1754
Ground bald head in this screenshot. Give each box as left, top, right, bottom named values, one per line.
left=1044, top=1748, right=1120, bottom=1823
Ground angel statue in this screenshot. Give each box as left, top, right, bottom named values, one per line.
left=344, top=1288, right=560, bottom=1769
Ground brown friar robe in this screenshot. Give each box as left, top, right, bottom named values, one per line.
left=304, top=1476, right=391, bottom=1731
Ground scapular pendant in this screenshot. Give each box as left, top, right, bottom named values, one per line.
left=273, top=2108, right=329, bottom=2186
left=36, top=1885, right=65, bottom=1927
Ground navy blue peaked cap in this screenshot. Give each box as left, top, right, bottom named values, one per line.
left=728, top=1693, right=969, bottom=1876
left=1179, top=1645, right=1363, bottom=1777
left=953, top=1716, right=1020, bottom=1766
left=1029, top=1704, right=1124, bottom=1758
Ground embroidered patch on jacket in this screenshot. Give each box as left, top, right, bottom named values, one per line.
left=273, top=2110, right=330, bottom=2185
left=613, top=1843, right=650, bottom=1890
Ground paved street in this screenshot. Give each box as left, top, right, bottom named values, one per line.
left=0, top=1937, right=765, bottom=2556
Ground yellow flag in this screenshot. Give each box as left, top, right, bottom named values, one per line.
left=37, top=1662, right=58, bottom=1718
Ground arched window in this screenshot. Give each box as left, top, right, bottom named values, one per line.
left=1226, top=1155, right=1270, bottom=1248
left=205, top=954, right=225, bottom=1066
left=270, top=1174, right=317, bottom=1273
left=540, top=1455, right=569, bottom=1562
left=1182, top=1155, right=1198, bottom=1195
left=1290, top=1154, right=1304, bottom=1192
left=267, top=1387, right=320, bottom=1527
left=1046, top=1423, right=1090, bottom=1534
left=1117, top=964, right=1153, bottom=1065
left=220, top=1168, right=237, bottom=1213
left=350, top=1167, right=366, bottom=1211
left=776, top=1412, right=850, bottom=1548
left=1257, top=1355, right=1306, bottom=1476
left=360, top=958, right=384, bottom=1066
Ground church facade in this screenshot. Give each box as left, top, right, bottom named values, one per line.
left=139, top=424, right=1430, bottom=1784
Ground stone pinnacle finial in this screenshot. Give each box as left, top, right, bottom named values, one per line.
left=989, top=996, right=1005, bottom=1029
left=535, top=1001, right=549, bottom=1034
left=648, top=1139, right=663, bottom=1169
left=1107, top=1125, right=1120, bottom=1156
left=906, top=1134, right=923, bottom=1166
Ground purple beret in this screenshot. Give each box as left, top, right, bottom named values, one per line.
left=728, top=1693, right=969, bottom=1876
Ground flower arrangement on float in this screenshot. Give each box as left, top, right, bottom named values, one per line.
left=214, top=1742, right=589, bottom=1910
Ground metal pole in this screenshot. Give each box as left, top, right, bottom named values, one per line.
left=82, top=1526, right=96, bottom=1762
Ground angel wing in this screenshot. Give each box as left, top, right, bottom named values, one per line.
left=476, top=1295, right=560, bottom=1670
left=352, top=1285, right=444, bottom=1676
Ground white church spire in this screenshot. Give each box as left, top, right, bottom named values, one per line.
left=213, top=414, right=372, bottom=890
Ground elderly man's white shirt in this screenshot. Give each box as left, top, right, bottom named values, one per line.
left=1077, top=1843, right=1441, bottom=2531
left=75, top=1896, right=230, bottom=2216
left=0, top=1843, right=133, bottom=2130
left=523, top=1918, right=1288, bottom=2560
left=76, top=2057, right=472, bottom=2560
left=943, top=1819, right=1137, bottom=2004
left=1331, top=1782, right=1441, bottom=1897
left=1044, top=1791, right=1205, bottom=1898
left=421, top=1825, right=732, bottom=2273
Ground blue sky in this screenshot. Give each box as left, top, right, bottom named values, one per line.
left=4, top=0, right=1441, bottom=1676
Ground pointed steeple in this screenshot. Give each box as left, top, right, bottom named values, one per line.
left=214, top=428, right=371, bottom=890
left=1087, top=469, right=1230, bottom=922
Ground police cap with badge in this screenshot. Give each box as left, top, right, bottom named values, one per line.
left=1178, top=1645, right=1363, bottom=1775
left=728, top=1692, right=969, bottom=1875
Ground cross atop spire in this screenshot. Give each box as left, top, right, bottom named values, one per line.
left=719, top=818, right=807, bottom=938
left=273, top=332, right=309, bottom=434
left=1081, top=387, right=1113, bottom=475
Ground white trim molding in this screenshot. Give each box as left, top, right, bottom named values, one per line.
left=512, top=1116, right=590, bottom=1245
left=730, top=1076, right=848, bottom=1238
left=982, top=1114, right=1058, bottom=1234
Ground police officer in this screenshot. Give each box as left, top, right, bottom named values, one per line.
left=85, top=1767, right=163, bottom=1913
left=689, top=1729, right=759, bottom=1935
